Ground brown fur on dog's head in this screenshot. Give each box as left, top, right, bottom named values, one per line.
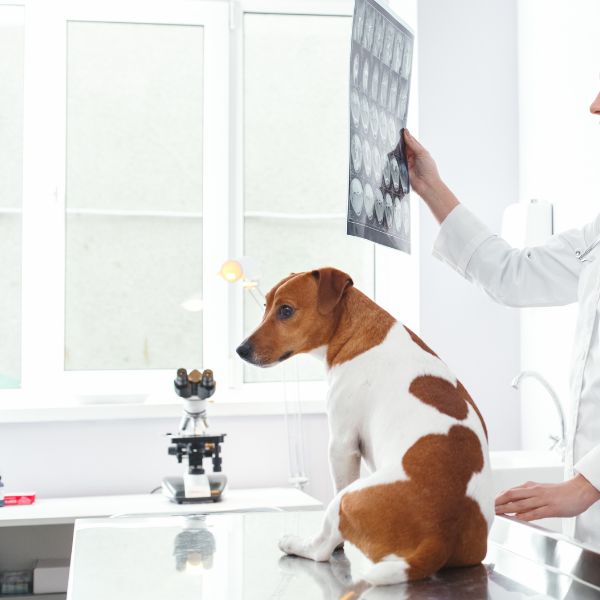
left=236, top=267, right=353, bottom=367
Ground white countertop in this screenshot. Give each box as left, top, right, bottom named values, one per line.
left=0, top=488, right=322, bottom=527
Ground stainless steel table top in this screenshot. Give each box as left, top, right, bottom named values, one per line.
left=67, top=510, right=600, bottom=599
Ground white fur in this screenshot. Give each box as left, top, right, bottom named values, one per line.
left=278, top=322, right=493, bottom=584
left=362, top=556, right=409, bottom=586
left=307, top=345, right=328, bottom=361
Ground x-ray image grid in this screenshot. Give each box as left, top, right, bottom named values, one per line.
left=347, top=0, right=413, bottom=253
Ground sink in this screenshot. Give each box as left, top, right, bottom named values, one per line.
left=489, top=450, right=565, bottom=532
left=489, top=450, right=564, bottom=494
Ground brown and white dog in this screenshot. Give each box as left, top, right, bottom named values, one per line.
left=236, top=267, right=493, bottom=586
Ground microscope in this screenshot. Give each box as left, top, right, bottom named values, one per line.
left=162, top=368, right=227, bottom=504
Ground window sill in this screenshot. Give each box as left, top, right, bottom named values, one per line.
left=0, top=381, right=328, bottom=423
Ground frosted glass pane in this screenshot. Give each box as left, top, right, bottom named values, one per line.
left=66, top=22, right=204, bottom=212
left=244, top=14, right=352, bottom=214
left=0, top=6, right=24, bottom=388
left=65, top=217, right=202, bottom=370
left=243, top=14, right=374, bottom=383
left=0, top=9, right=24, bottom=210
left=0, top=219, right=21, bottom=388
left=65, top=22, right=204, bottom=371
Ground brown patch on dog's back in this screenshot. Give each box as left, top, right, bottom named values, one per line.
left=404, top=325, right=488, bottom=439
left=409, top=375, right=469, bottom=420
left=403, top=327, right=488, bottom=438
left=338, top=425, right=487, bottom=581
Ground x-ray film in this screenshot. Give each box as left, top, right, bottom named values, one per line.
left=347, top=0, right=413, bottom=253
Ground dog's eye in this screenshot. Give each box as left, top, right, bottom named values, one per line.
left=278, top=304, right=295, bottom=320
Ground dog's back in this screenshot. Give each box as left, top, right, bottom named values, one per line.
left=328, top=317, right=492, bottom=584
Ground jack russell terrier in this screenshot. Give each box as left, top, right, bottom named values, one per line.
left=236, top=267, right=493, bottom=586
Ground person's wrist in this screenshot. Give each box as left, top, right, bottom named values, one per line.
left=422, top=179, right=459, bottom=223
left=573, top=474, right=600, bottom=509
left=418, top=175, right=445, bottom=203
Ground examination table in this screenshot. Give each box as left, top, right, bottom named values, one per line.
left=67, top=509, right=600, bottom=599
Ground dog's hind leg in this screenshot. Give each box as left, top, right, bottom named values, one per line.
left=279, top=491, right=346, bottom=561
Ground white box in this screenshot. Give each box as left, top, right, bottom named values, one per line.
left=33, top=558, right=70, bottom=594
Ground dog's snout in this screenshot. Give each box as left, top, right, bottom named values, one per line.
left=236, top=341, right=253, bottom=360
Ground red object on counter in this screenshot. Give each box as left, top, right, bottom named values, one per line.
left=3, top=492, right=36, bottom=505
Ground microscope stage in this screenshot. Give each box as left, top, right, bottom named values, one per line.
left=162, top=476, right=227, bottom=504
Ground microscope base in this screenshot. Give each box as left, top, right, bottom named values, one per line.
left=162, top=475, right=227, bottom=504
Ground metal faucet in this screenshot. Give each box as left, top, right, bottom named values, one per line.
left=511, top=370, right=566, bottom=459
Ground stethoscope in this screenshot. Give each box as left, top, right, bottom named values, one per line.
left=576, top=236, right=600, bottom=262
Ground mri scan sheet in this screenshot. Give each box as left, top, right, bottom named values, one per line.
left=347, top=0, right=413, bottom=253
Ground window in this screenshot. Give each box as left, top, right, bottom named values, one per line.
left=3, top=0, right=417, bottom=413
left=0, top=5, right=24, bottom=389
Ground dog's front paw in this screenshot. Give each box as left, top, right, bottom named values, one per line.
left=278, top=533, right=307, bottom=557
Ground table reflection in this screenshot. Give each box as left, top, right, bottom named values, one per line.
left=173, top=515, right=216, bottom=572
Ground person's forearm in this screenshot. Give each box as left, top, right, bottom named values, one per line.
left=419, top=179, right=460, bottom=225
left=402, top=129, right=461, bottom=222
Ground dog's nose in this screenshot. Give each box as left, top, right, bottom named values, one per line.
left=236, top=341, right=253, bottom=360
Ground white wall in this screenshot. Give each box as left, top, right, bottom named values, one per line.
left=517, top=0, right=600, bottom=450
left=0, top=414, right=332, bottom=501
left=417, top=0, right=522, bottom=449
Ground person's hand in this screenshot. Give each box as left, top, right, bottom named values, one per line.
left=495, top=474, right=600, bottom=521
left=403, top=129, right=442, bottom=197
left=402, top=129, right=458, bottom=223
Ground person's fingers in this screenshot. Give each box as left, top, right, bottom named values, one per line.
left=403, top=128, right=427, bottom=154
left=496, top=485, right=539, bottom=506
left=514, top=506, right=552, bottom=522
left=495, top=496, right=543, bottom=515
left=403, top=137, right=417, bottom=163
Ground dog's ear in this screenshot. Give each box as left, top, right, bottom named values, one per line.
left=311, top=268, right=353, bottom=315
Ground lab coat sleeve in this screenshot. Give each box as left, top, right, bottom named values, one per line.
left=432, top=204, right=593, bottom=308
left=575, top=446, right=600, bottom=492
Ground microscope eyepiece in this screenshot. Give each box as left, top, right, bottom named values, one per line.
left=176, top=368, right=189, bottom=386
left=201, top=370, right=214, bottom=387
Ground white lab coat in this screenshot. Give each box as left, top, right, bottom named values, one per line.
left=433, top=204, right=600, bottom=547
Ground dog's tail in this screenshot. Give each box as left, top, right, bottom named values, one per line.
left=362, top=537, right=449, bottom=586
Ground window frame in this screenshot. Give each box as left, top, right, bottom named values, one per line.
left=231, top=0, right=419, bottom=391
left=18, top=0, right=230, bottom=403
left=0, top=0, right=419, bottom=421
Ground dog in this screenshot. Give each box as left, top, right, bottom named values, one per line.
left=236, top=267, right=493, bottom=586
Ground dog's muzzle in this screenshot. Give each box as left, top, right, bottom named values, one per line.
left=236, top=340, right=254, bottom=362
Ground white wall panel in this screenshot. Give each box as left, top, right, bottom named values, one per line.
left=418, top=0, right=521, bottom=450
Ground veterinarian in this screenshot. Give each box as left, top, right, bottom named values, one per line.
left=402, top=89, right=600, bottom=547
